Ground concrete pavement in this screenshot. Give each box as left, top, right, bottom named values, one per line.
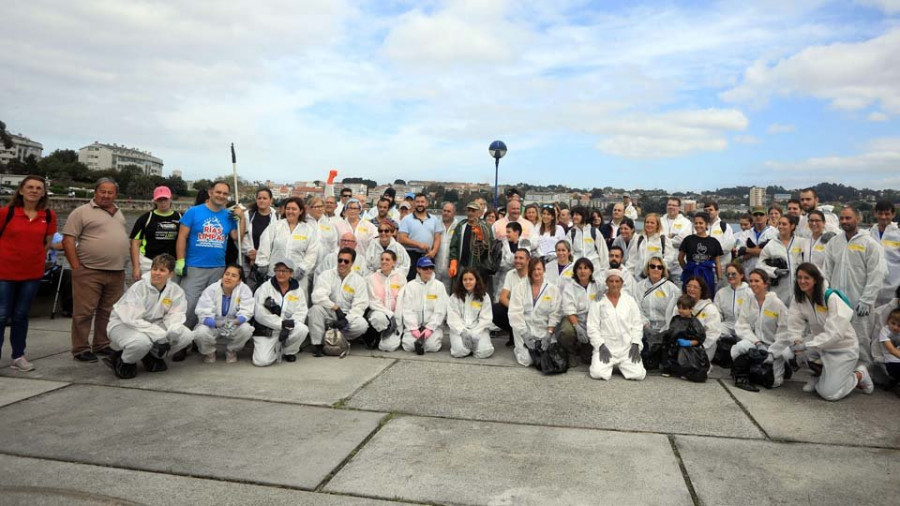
left=0, top=318, right=897, bottom=505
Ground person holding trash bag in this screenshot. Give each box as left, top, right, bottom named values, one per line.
left=660, top=294, right=708, bottom=382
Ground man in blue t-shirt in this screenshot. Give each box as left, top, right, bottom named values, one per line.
left=176, top=181, right=245, bottom=329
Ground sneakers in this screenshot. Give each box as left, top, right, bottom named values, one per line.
left=855, top=365, right=874, bottom=394
left=226, top=351, right=238, bottom=363
left=10, top=356, right=35, bottom=372
left=414, top=338, right=425, bottom=356
left=313, top=344, right=324, bottom=357
left=202, top=353, right=216, bottom=364
left=802, top=376, right=819, bottom=393
left=73, top=351, right=98, bottom=363
left=283, top=354, right=297, bottom=363
left=734, top=376, right=760, bottom=392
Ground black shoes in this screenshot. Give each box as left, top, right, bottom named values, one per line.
left=734, top=377, right=759, bottom=392
left=414, top=338, right=425, bottom=356
left=94, top=347, right=114, bottom=358
left=283, top=354, right=297, bottom=363
left=313, top=344, right=324, bottom=357
left=171, top=348, right=188, bottom=362
left=102, top=351, right=137, bottom=379
left=73, top=351, right=98, bottom=363
left=141, top=354, right=168, bottom=373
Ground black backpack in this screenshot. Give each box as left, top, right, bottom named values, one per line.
left=637, top=234, right=666, bottom=255
left=0, top=206, right=53, bottom=241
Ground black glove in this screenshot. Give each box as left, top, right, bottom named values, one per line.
left=263, top=296, right=281, bottom=316
left=820, top=231, right=836, bottom=244
left=150, top=341, right=170, bottom=359
left=334, top=308, right=349, bottom=330
left=386, top=316, right=398, bottom=336
left=737, top=246, right=747, bottom=257
left=279, top=319, right=295, bottom=343
left=598, top=344, right=611, bottom=364
left=282, top=319, right=295, bottom=330
left=629, top=343, right=641, bottom=364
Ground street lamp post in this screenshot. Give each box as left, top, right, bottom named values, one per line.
left=488, top=140, right=507, bottom=210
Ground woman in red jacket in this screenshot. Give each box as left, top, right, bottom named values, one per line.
left=0, top=175, right=56, bottom=371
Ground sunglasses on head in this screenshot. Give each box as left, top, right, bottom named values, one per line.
left=337, top=258, right=352, bottom=265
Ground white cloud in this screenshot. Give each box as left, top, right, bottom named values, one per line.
left=734, top=135, right=761, bottom=144
left=767, top=123, right=796, bottom=134
left=722, top=28, right=900, bottom=114
left=867, top=111, right=890, bottom=121
left=764, top=137, right=900, bottom=187
left=856, top=0, right=900, bottom=14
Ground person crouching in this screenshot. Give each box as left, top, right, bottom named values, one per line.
left=252, top=258, right=309, bottom=365
left=191, top=264, right=255, bottom=363
left=104, top=254, right=192, bottom=379
left=660, top=294, right=708, bottom=382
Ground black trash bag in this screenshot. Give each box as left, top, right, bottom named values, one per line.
left=642, top=328, right=665, bottom=370
left=747, top=347, right=774, bottom=388
left=676, top=346, right=709, bottom=383
left=712, top=335, right=739, bottom=368
left=763, top=257, right=788, bottom=286
left=528, top=339, right=569, bottom=375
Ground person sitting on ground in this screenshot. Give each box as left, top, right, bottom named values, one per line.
left=104, top=254, right=192, bottom=379
left=557, top=258, right=601, bottom=366
left=493, top=248, right=530, bottom=348
left=367, top=251, right=406, bottom=352
left=252, top=258, right=309, bottom=365
left=787, top=262, right=874, bottom=401
left=192, top=264, right=254, bottom=364
left=875, top=306, right=900, bottom=386
left=868, top=285, right=900, bottom=386
left=731, top=269, right=791, bottom=391
left=667, top=276, right=723, bottom=363
left=309, top=247, right=369, bottom=357
left=715, top=263, right=752, bottom=341
left=495, top=221, right=531, bottom=300
left=634, top=256, right=681, bottom=369
left=508, top=257, right=562, bottom=367
left=588, top=268, right=645, bottom=381
left=447, top=268, right=494, bottom=359
left=660, top=294, right=707, bottom=382
left=400, top=256, right=449, bottom=355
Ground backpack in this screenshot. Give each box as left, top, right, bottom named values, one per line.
left=637, top=234, right=666, bottom=256
left=0, top=206, right=53, bottom=241
left=824, top=288, right=852, bottom=309
left=568, top=225, right=598, bottom=247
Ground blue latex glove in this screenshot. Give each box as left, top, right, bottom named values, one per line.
left=203, top=317, right=217, bottom=328
left=237, top=315, right=247, bottom=325
left=676, top=338, right=692, bottom=347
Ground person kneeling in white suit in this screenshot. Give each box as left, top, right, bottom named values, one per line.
left=588, top=268, right=646, bottom=381
left=448, top=267, right=494, bottom=358
left=367, top=250, right=406, bottom=352
left=105, top=254, right=192, bottom=379
left=309, top=247, right=369, bottom=357
left=401, top=256, right=449, bottom=355
left=253, top=258, right=309, bottom=366
left=192, top=264, right=255, bottom=364
left=508, top=257, right=562, bottom=366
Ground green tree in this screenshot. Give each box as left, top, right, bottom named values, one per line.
left=37, top=149, right=91, bottom=184
left=394, top=179, right=406, bottom=185
left=444, top=189, right=459, bottom=202
left=163, top=174, right=188, bottom=196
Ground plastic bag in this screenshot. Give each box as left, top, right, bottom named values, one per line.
left=528, top=339, right=569, bottom=375
left=676, top=346, right=709, bottom=382
left=712, top=335, right=739, bottom=368
left=642, top=328, right=665, bottom=370
left=323, top=328, right=350, bottom=358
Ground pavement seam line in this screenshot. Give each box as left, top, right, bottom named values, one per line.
left=667, top=435, right=701, bottom=506
left=313, top=412, right=395, bottom=493
left=715, top=378, right=772, bottom=440
left=0, top=381, right=74, bottom=409
left=333, top=357, right=400, bottom=408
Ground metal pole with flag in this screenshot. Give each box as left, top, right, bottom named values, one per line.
left=231, top=143, right=243, bottom=267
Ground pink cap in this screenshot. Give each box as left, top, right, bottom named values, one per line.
left=153, top=186, right=172, bottom=201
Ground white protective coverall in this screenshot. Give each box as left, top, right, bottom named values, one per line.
left=107, top=275, right=192, bottom=364
left=544, top=261, right=574, bottom=288
left=192, top=280, right=255, bottom=356
left=309, top=268, right=369, bottom=344
left=733, top=292, right=791, bottom=387
left=659, top=213, right=693, bottom=280
left=316, top=251, right=368, bottom=277
left=311, top=215, right=339, bottom=276
left=366, top=269, right=406, bottom=352
left=611, top=236, right=639, bottom=277
left=436, top=219, right=457, bottom=293
left=400, top=275, right=449, bottom=353
left=805, top=234, right=830, bottom=273
left=714, top=282, right=752, bottom=338
left=823, top=230, right=887, bottom=364
left=335, top=218, right=377, bottom=255
left=635, top=277, right=681, bottom=333
left=508, top=280, right=562, bottom=366
left=740, top=225, right=778, bottom=276
left=630, top=234, right=676, bottom=282
left=447, top=292, right=494, bottom=358
left=870, top=222, right=900, bottom=305
left=666, top=298, right=723, bottom=361
left=255, top=219, right=319, bottom=287
left=758, top=235, right=808, bottom=306
left=787, top=292, right=861, bottom=401
left=587, top=292, right=645, bottom=380
left=709, top=217, right=736, bottom=266
left=867, top=298, right=899, bottom=385
left=797, top=211, right=840, bottom=239
left=566, top=226, right=609, bottom=283
left=365, top=238, right=411, bottom=279
left=493, top=238, right=532, bottom=300
left=252, top=278, right=309, bottom=366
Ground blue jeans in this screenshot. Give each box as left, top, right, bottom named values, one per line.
left=0, top=279, right=42, bottom=359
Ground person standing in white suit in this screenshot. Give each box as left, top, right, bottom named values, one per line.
left=255, top=197, right=319, bottom=292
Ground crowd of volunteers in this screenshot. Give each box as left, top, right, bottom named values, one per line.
left=2, top=175, right=899, bottom=402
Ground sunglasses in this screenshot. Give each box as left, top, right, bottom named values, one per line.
left=337, top=258, right=352, bottom=265
left=752, top=212, right=765, bottom=216
left=378, top=229, right=392, bottom=233
left=726, top=272, right=738, bottom=278
left=648, top=264, right=664, bottom=271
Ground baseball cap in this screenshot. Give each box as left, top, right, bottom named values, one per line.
left=416, top=256, right=435, bottom=268
left=153, top=186, right=172, bottom=201
left=751, top=206, right=766, bottom=215
left=466, top=201, right=481, bottom=210
left=274, top=258, right=296, bottom=271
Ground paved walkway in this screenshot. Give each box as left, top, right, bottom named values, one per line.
left=0, top=316, right=898, bottom=505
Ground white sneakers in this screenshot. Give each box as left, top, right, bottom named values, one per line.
left=802, top=376, right=819, bottom=393
left=10, top=356, right=35, bottom=372
left=203, top=353, right=216, bottom=364
left=225, top=351, right=238, bottom=363
left=855, top=365, right=874, bottom=394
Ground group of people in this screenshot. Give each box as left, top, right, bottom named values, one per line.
left=1, top=176, right=898, bottom=402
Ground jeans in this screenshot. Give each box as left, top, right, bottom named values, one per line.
left=0, top=279, right=42, bottom=359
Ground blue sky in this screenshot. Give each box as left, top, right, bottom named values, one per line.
left=1, top=0, right=898, bottom=190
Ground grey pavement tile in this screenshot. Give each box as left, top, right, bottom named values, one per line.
left=26, top=316, right=74, bottom=333
left=0, top=454, right=409, bottom=505
left=355, top=332, right=522, bottom=367
left=0, top=351, right=394, bottom=407
left=0, top=328, right=70, bottom=368
left=675, top=435, right=900, bottom=506
left=0, top=377, right=69, bottom=407
left=326, top=415, right=692, bottom=506
left=346, top=360, right=763, bottom=438
left=722, top=379, right=900, bottom=448
left=0, top=384, right=386, bottom=489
